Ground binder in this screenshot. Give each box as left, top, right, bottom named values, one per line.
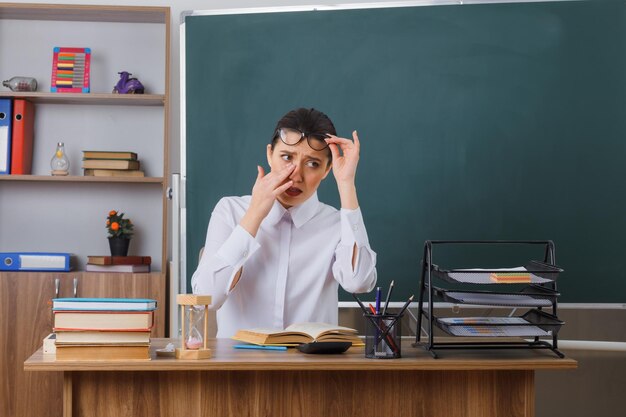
left=0, top=252, right=71, bottom=271
left=0, top=98, right=13, bottom=175
left=10, top=99, right=35, bottom=175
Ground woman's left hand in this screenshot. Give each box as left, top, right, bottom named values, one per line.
left=325, top=130, right=360, bottom=185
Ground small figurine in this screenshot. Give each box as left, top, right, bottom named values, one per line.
left=112, top=71, right=145, bottom=94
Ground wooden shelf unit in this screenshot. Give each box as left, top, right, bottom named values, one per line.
left=0, top=4, right=171, bottom=417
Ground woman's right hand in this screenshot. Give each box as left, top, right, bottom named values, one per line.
left=240, top=163, right=295, bottom=236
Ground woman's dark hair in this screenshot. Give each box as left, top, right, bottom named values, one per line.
left=270, top=108, right=336, bottom=160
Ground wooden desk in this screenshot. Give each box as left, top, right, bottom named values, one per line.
left=24, top=338, right=577, bottom=417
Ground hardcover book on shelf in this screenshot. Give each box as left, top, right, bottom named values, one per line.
left=82, top=159, right=140, bottom=170
left=55, top=344, right=150, bottom=361
left=83, top=168, right=145, bottom=177
left=82, top=150, right=137, bottom=160
left=54, top=310, right=154, bottom=331
left=233, top=322, right=363, bottom=346
left=55, top=330, right=151, bottom=345
left=87, top=255, right=151, bottom=266
left=84, top=263, right=150, bottom=273
left=52, top=297, right=156, bottom=311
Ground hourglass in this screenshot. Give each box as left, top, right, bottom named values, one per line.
left=176, top=294, right=212, bottom=359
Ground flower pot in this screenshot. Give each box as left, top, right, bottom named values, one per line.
left=108, top=237, right=131, bottom=257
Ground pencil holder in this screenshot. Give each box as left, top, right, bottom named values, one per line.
left=364, top=313, right=402, bottom=359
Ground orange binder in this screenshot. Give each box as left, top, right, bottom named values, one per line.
left=10, top=99, right=35, bottom=175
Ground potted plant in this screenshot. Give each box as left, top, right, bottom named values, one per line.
left=106, top=210, right=134, bottom=256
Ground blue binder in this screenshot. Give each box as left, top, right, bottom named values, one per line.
left=0, top=252, right=71, bottom=271
left=0, top=98, right=12, bottom=175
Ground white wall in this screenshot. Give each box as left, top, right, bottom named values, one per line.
left=5, top=0, right=395, bottom=176
left=2, top=0, right=404, bottom=265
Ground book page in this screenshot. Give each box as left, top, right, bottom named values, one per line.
left=445, top=291, right=552, bottom=307
left=285, top=322, right=358, bottom=339
left=447, top=266, right=552, bottom=284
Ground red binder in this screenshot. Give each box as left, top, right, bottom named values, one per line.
left=10, top=99, right=35, bottom=175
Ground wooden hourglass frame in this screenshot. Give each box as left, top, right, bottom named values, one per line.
left=176, top=294, right=212, bottom=359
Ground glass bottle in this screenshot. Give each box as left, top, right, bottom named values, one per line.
left=185, top=306, right=205, bottom=350
left=50, top=142, right=70, bottom=175
left=2, top=76, right=37, bottom=92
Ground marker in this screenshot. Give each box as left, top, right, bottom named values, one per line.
left=375, top=286, right=382, bottom=314
left=233, top=344, right=287, bottom=351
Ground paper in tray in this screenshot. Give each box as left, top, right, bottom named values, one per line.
left=444, top=324, right=552, bottom=337
left=443, top=291, right=553, bottom=307
left=433, top=261, right=562, bottom=285
left=435, top=309, right=563, bottom=338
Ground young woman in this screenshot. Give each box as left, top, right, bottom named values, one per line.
left=191, top=108, right=377, bottom=337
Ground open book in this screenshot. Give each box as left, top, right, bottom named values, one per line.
left=233, top=322, right=363, bottom=346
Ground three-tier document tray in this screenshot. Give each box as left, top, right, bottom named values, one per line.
left=414, top=240, right=565, bottom=358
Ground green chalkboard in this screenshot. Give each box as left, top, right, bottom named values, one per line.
left=184, top=1, right=626, bottom=303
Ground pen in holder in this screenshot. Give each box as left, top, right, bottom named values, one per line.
left=364, top=312, right=402, bottom=359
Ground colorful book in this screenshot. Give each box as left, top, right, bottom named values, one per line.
left=82, top=159, right=140, bottom=170
left=50, top=47, right=91, bottom=93
left=55, top=344, right=150, bottom=361
left=52, top=297, right=156, bottom=311
left=55, top=330, right=151, bottom=345
left=87, top=256, right=152, bottom=266
left=54, top=310, right=154, bottom=331
left=84, top=264, right=150, bottom=273
left=82, top=150, right=137, bottom=160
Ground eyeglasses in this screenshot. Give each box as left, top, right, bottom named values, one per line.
left=274, top=128, right=329, bottom=151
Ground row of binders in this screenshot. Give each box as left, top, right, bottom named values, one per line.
left=0, top=98, right=34, bottom=175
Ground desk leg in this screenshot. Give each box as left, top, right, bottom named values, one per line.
left=63, top=371, right=73, bottom=417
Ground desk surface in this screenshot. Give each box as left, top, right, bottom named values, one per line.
left=25, top=338, right=577, bottom=372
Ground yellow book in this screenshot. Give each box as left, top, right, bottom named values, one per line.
left=55, top=344, right=150, bottom=361
left=83, top=168, right=145, bottom=177
left=490, top=272, right=531, bottom=283
left=82, top=150, right=137, bottom=160
left=82, top=159, right=140, bottom=170
left=55, top=330, right=151, bottom=345
left=53, top=311, right=154, bottom=331
left=233, top=322, right=363, bottom=346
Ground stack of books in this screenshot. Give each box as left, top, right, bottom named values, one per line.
left=52, top=297, right=156, bottom=360
left=82, top=150, right=144, bottom=177
left=85, top=255, right=151, bottom=273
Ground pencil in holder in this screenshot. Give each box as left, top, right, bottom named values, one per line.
left=364, top=313, right=402, bottom=359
